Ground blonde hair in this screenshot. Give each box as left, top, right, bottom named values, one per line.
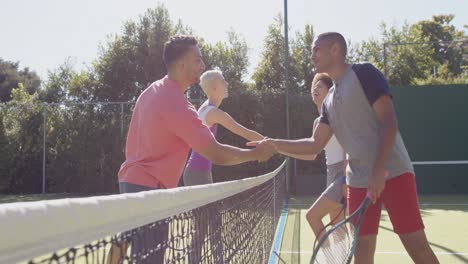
left=200, top=70, right=223, bottom=93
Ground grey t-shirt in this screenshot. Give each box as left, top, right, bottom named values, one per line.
left=319, top=63, right=414, bottom=188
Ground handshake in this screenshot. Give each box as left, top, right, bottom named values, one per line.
left=247, top=138, right=277, bottom=162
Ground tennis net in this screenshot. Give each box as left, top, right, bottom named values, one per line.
left=0, top=161, right=287, bottom=264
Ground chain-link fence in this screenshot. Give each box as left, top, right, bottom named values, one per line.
left=1, top=91, right=326, bottom=195
left=0, top=102, right=135, bottom=194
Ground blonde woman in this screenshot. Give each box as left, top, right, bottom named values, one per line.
left=183, top=70, right=264, bottom=263
left=184, top=70, right=264, bottom=186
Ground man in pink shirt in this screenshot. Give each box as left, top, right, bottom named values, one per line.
left=114, top=35, right=275, bottom=263
left=119, top=35, right=274, bottom=191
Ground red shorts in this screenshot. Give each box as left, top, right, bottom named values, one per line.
left=347, top=172, right=424, bottom=236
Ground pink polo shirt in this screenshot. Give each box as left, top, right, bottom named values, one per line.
left=118, top=76, right=215, bottom=188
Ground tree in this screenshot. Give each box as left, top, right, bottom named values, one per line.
left=252, top=15, right=289, bottom=94
left=187, top=31, right=250, bottom=101
left=91, top=5, right=188, bottom=102
left=201, top=31, right=250, bottom=93
left=352, top=14, right=467, bottom=86
left=252, top=15, right=313, bottom=94
left=0, top=109, right=12, bottom=192
left=1, top=84, right=43, bottom=193
left=291, top=24, right=315, bottom=94
left=353, top=22, right=434, bottom=86
left=0, top=59, right=41, bottom=102
left=38, top=61, right=75, bottom=103
left=415, top=15, right=467, bottom=82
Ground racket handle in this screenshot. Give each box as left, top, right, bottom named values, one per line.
left=366, top=170, right=390, bottom=200
left=366, top=169, right=389, bottom=199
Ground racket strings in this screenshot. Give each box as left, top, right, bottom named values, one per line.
left=314, top=222, right=355, bottom=264
left=313, top=203, right=347, bottom=250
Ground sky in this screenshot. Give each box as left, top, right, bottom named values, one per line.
left=1, top=0, right=467, bottom=80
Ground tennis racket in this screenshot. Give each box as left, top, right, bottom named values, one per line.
left=310, top=193, right=372, bottom=264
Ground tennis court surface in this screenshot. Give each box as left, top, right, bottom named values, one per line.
left=271, top=195, right=468, bottom=264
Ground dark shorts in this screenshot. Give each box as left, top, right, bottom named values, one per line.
left=119, top=182, right=157, bottom=193
left=119, top=182, right=168, bottom=263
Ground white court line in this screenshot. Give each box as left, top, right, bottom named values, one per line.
left=420, top=203, right=468, bottom=206
left=377, top=251, right=468, bottom=256
left=277, top=251, right=468, bottom=256
left=289, top=203, right=468, bottom=206
left=412, top=161, right=468, bottom=165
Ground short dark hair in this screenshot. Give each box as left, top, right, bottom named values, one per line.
left=163, top=35, right=198, bottom=67
left=312, top=73, right=334, bottom=90
left=317, top=32, right=347, bottom=58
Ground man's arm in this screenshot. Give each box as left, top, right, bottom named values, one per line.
left=197, top=139, right=275, bottom=165
left=353, top=63, right=396, bottom=202
left=277, top=119, right=321, bottom=160
left=249, top=122, right=332, bottom=156
left=164, top=100, right=274, bottom=165
left=368, top=95, right=398, bottom=200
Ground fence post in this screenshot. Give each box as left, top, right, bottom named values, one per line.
left=284, top=0, right=291, bottom=194
left=120, top=103, right=124, bottom=138
left=42, top=103, right=47, bottom=194
left=383, top=42, right=388, bottom=79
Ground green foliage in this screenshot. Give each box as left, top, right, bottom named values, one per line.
left=39, top=61, right=76, bottom=103
left=201, top=31, right=250, bottom=93
left=92, top=5, right=189, bottom=102
left=290, top=24, right=315, bottom=94
left=0, top=110, right=10, bottom=192
left=1, top=84, right=43, bottom=193
left=187, top=31, right=250, bottom=101
left=252, top=15, right=315, bottom=95
left=418, top=14, right=466, bottom=75
left=252, top=15, right=288, bottom=94
left=44, top=103, right=126, bottom=193
left=352, top=15, right=467, bottom=86
left=0, top=59, right=41, bottom=102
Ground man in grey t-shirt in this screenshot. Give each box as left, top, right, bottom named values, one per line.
left=258, top=32, right=438, bottom=263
